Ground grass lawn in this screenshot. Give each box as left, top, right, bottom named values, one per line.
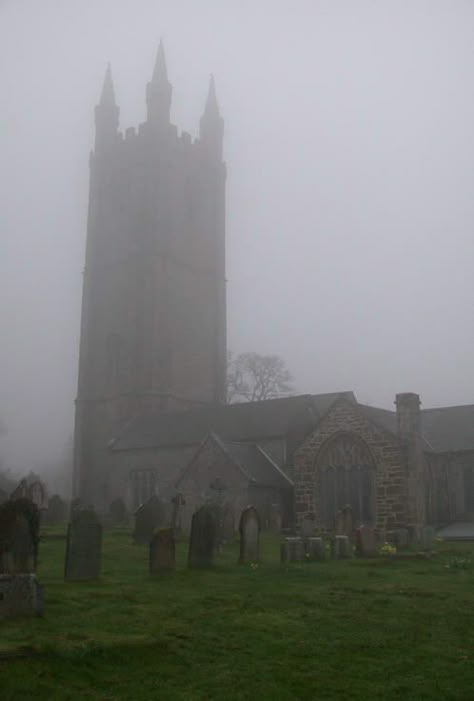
left=1, top=528, right=474, bottom=700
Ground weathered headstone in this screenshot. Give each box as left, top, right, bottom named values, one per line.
left=304, top=536, right=325, bottom=561
left=64, top=508, right=102, bottom=581
left=387, top=528, right=409, bottom=550
left=342, top=505, right=353, bottom=537
left=335, top=509, right=345, bottom=535
left=355, top=525, right=377, bottom=557
left=109, top=497, right=128, bottom=525
left=45, top=494, right=67, bottom=524
left=188, top=505, right=217, bottom=568
left=331, top=535, right=353, bottom=559
left=420, top=526, right=435, bottom=550
left=133, top=495, right=167, bottom=544
left=280, top=536, right=305, bottom=563
left=0, top=574, right=44, bottom=619
left=239, top=506, right=260, bottom=563
left=0, top=499, right=39, bottom=573
left=301, top=515, right=316, bottom=537
left=149, top=528, right=175, bottom=574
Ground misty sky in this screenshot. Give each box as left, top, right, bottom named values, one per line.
left=1, top=0, right=473, bottom=471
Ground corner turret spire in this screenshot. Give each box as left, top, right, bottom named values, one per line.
left=152, top=39, right=168, bottom=84
left=94, top=63, right=119, bottom=151
left=99, top=63, right=117, bottom=106
left=200, top=75, right=224, bottom=160
left=146, top=39, right=172, bottom=128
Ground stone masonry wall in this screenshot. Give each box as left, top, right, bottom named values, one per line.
left=293, top=399, right=409, bottom=532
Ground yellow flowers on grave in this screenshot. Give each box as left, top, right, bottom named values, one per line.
left=379, top=542, right=397, bottom=556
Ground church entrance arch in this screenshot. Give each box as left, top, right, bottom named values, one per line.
left=316, top=432, right=376, bottom=528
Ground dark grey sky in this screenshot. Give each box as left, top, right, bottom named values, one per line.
left=1, top=0, right=473, bottom=471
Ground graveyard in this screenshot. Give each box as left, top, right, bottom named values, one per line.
left=1, top=519, right=474, bottom=700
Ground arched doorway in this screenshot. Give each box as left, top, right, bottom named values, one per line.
left=317, top=432, right=376, bottom=528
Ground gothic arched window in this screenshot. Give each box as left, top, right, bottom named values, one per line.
left=317, top=433, right=376, bottom=528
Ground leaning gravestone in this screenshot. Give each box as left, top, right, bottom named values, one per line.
left=355, top=525, right=377, bottom=557
left=304, top=536, right=326, bottom=561
left=331, top=535, right=353, bottom=559
left=150, top=528, right=175, bottom=574
left=239, top=506, right=260, bottom=563
left=188, top=505, right=217, bottom=568
left=280, top=536, right=305, bottom=563
left=0, top=498, right=39, bottom=574
left=0, top=574, right=43, bottom=619
left=64, top=508, right=102, bottom=581
left=133, top=495, right=167, bottom=545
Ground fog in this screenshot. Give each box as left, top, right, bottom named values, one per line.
left=1, top=0, right=473, bottom=475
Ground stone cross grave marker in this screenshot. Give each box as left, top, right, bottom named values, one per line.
left=64, top=508, right=102, bottom=581
left=171, top=493, right=186, bottom=535
left=239, top=506, right=260, bottom=563
left=150, top=527, right=175, bottom=574
left=355, top=525, right=377, bottom=557
left=188, top=504, right=217, bottom=568
left=0, top=499, right=39, bottom=574
left=133, top=495, right=167, bottom=545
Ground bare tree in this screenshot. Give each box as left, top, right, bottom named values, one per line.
left=227, top=352, right=293, bottom=403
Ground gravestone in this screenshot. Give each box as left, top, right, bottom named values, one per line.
left=64, top=508, right=102, bottom=581
left=420, top=526, right=435, bottom=550
left=133, top=495, right=167, bottom=544
left=301, top=515, right=315, bottom=537
left=342, top=505, right=353, bottom=537
left=387, top=528, right=409, bottom=550
left=355, top=525, right=377, bottom=557
left=0, top=499, right=39, bottom=573
left=335, top=509, right=344, bottom=536
left=188, top=505, right=217, bottom=568
left=280, top=536, right=305, bottom=563
left=149, top=528, right=175, bottom=574
left=239, top=506, right=260, bottom=563
left=0, top=574, right=44, bottom=619
left=109, top=497, right=128, bottom=525
left=331, top=535, right=353, bottom=559
left=45, top=494, right=67, bottom=524
left=304, top=536, right=325, bottom=561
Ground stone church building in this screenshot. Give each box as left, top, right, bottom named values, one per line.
left=74, top=44, right=474, bottom=535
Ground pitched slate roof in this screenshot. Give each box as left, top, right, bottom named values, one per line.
left=216, top=436, right=294, bottom=487
left=420, top=405, right=474, bottom=452
left=177, top=433, right=294, bottom=489
left=358, top=402, right=474, bottom=452
left=111, top=392, right=355, bottom=452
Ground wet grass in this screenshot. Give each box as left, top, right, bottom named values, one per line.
left=1, top=528, right=474, bottom=700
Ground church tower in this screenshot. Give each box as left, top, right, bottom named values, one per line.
left=73, top=44, right=227, bottom=507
